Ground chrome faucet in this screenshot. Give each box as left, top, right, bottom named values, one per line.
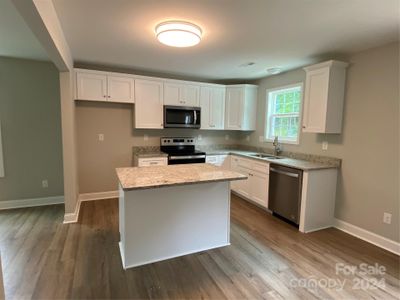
left=273, top=136, right=281, bottom=156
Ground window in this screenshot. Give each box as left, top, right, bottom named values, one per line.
left=265, top=83, right=303, bottom=144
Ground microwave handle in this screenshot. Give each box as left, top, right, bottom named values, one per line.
left=193, top=110, right=197, bottom=124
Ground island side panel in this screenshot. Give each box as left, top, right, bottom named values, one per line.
left=120, top=181, right=231, bottom=269
left=118, top=184, right=126, bottom=268
left=299, top=169, right=338, bottom=233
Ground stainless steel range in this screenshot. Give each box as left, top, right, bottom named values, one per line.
left=160, top=137, right=206, bottom=165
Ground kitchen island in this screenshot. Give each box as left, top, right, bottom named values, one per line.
left=116, top=163, right=246, bottom=269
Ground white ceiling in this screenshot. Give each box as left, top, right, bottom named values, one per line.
left=53, top=0, right=399, bottom=80
left=0, top=0, right=48, bottom=61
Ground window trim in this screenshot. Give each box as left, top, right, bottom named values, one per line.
left=264, top=82, right=304, bottom=145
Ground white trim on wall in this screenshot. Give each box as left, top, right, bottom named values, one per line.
left=63, top=198, right=81, bottom=224
left=78, top=190, right=119, bottom=202
left=334, top=218, right=400, bottom=256
left=0, top=121, right=4, bottom=178
left=0, top=196, right=64, bottom=210
left=63, top=190, right=119, bottom=223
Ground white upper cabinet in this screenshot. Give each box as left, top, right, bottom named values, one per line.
left=76, top=71, right=107, bottom=101
left=107, top=75, right=135, bottom=103
left=75, top=69, right=135, bottom=103
left=225, top=85, right=258, bottom=131
left=302, top=60, right=348, bottom=133
left=134, top=79, right=164, bottom=129
left=200, top=85, right=225, bottom=130
left=164, top=81, right=200, bottom=107
left=164, top=83, right=181, bottom=106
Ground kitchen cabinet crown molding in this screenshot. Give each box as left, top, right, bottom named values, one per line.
left=303, top=60, right=349, bottom=72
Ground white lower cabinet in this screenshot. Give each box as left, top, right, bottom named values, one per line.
left=136, top=157, right=167, bottom=167
left=249, top=170, right=269, bottom=207
left=230, top=155, right=269, bottom=208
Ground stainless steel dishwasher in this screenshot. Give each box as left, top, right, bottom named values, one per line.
left=268, top=164, right=303, bottom=225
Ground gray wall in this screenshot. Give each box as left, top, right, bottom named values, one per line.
left=244, top=42, right=399, bottom=242
left=0, top=57, right=64, bottom=201
left=76, top=101, right=240, bottom=193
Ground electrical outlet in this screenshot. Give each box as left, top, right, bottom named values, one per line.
left=198, top=134, right=202, bottom=141
left=42, top=180, right=48, bottom=188
left=246, top=136, right=250, bottom=142
left=144, top=134, right=148, bottom=141
left=225, top=134, right=230, bottom=141
left=322, top=141, right=328, bottom=150
left=383, top=213, right=392, bottom=224
left=98, top=134, right=104, bottom=142
left=259, top=136, right=264, bottom=142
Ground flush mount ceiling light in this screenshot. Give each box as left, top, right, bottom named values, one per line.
left=155, top=21, right=202, bottom=47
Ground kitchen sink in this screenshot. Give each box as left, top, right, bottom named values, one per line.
left=250, top=153, right=283, bottom=159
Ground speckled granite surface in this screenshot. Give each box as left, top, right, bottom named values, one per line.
left=117, top=163, right=247, bottom=191
left=132, top=145, right=341, bottom=170
left=200, top=145, right=341, bottom=170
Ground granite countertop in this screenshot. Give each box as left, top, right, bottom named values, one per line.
left=205, top=149, right=339, bottom=171
left=116, top=163, right=247, bottom=191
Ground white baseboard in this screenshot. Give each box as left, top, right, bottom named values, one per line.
left=63, top=190, right=118, bottom=224
left=0, top=196, right=64, bottom=210
left=63, top=198, right=81, bottom=224
left=334, top=219, right=400, bottom=256
left=78, top=190, right=118, bottom=202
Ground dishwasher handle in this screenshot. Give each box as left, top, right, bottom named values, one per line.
left=270, top=167, right=299, bottom=178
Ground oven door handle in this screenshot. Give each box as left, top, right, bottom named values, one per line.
left=169, top=155, right=206, bottom=160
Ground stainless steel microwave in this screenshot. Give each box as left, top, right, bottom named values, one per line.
left=164, top=106, right=201, bottom=129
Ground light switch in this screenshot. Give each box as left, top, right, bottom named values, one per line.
left=98, top=134, right=104, bottom=142
left=383, top=213, right=392, bottom=224
left=198, top=134, right=202, bottom=141
left=42, top=179, right=48, bottom=188
left=225, top=134, right=230, bottom=141
left=144, top=134, right=148, bottom=141
left=322, top=141, right=328, bottom=150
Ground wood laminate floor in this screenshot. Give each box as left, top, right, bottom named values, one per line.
left=0, top=195, right=399, bottom=299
